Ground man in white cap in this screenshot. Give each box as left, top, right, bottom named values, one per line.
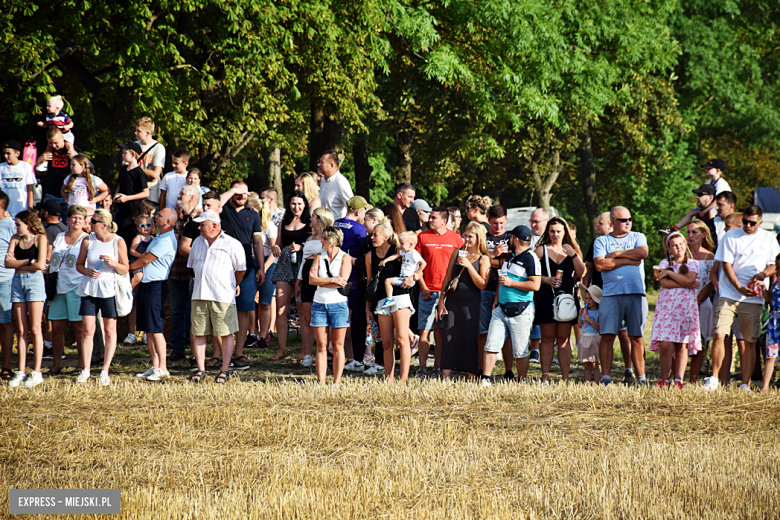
left=187, top=209, right=247, bottom=383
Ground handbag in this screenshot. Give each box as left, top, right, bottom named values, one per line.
left=544, top=246, right=578, bottom=322
left=112, top=237, right=134, bottom=317
left=443, top=266, right=465, bottom=297
left=365, top=265, right=384, bottom=305
left=324, top=255, right=352, bottom=297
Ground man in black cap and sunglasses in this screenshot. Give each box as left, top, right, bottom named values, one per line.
left=593, top=206, right=649, bottom=386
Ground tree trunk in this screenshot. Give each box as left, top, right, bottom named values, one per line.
left=308, top=101, right=325, bottom=172
left=530, top=148, right=562, bottom=211
left=580, top=128, right=599, bottom=236
left=309, top=102, right=346, bottom=170
left=262, top=147, right=283, bottom=202
left=394, top=115, right=413, bottom=185
left=353, top=134, right=372, bottom=201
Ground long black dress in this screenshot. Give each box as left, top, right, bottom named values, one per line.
left=441, top=255, right=482, bottom=375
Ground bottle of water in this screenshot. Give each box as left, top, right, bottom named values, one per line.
left=93, top=258, right=104, bottom=271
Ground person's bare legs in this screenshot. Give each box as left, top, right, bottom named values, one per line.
left=344, top=312, right=353, bottom=361
left=0, top=322, right=13, bottom=373
left=81, top=315, right=97, bottom=372
left=618, top=330, right=633, bottom=370
left=629, top=336, right=645, bottom=377
left=477, top=334, right=487, bottom=371
left=269, top=296, right=277, bottom=335
left=673, top=343, right=689, bottom=382
left=101, top=318, right=118, bottom=373
left=502, top=338, right=513, bottom=373
left=314, top=326, right=329, bottom=383
left=598, top=333, right=617, bottom=382
left=761, top=356, right=776, bottom=392
left=710, top=333, right=727, bottom=384
left=539, top=323, right=556, bottom=382
left=193, top=336, right=208, bottom=372
left=258, top=303, right=272, bottom=343
left=50, top=320, right=68, bottom=373
left=212, top=335, right=223, bottom=360
left=127, top=302, right=137, bottom=339
left=418, top=329, right=432, bottom=370
left=234, top=310, right=254, bottom=358
left=299, top=302, right=314, bottom=359
left=219, top=335, right=234, bottom=374
left=556, top=323, right=573, bottom=381
left=393, top=308, right=412, bottom=383
left=273, top=282, right=293, bottom=359
left=330, top=327, right=347, bottom=384
left=659, top=341, right=674, bottom=380
left=29, top=301, right=44, bottom=373
left=150, top=332, right=167, bottom=373
left=740, top=341, right=757, bottom=387
left=514, top=356, right=529, bottom=380
left=689, top=340, right=709, bottom=383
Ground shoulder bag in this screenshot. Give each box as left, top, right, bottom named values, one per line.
left=112, top=236, right=134, bottom=317
left=324, top=254, right=352, bottom=297
left=365, top=265, right=384, bottom=305
left=544, top=246, right=577, bottom=322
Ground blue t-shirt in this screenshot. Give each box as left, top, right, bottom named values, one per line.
left=142, top=230, right=178, bottom=282
left=334, top=217, right=366, bottom=257
left=593, top=232, right=647, bottom=296
left=498, top=249, right=541, bottom=304
left=582, top=308, right=599, bottom=334
left=0, top=216, right=15, bottom=283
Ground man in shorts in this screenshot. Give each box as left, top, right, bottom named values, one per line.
left=188, top=210, right=246, bottom=383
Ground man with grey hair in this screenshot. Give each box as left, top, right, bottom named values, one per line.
left=527, top=207, right=549, bottom=363
left=593, top=206, right=649, bottom=386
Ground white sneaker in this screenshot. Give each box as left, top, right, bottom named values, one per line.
left=44, top=341, right=53, bottom=349
left=703, top=376, right=720, bottom=391
left=136, top=367, right=155, bottom=378
left=480, top=378, right=492, bottom=386
left=8, top=371, right=27, bottom=387
left=364, top=363, right=385, bottom=375
left=24, top=371, right=44, bottom=388
left=142, top=333, right=147, bottom=345
left=344, top=360, right=365, bottom=372
left=76, top=369, right=91, bottom=383
left=739, top=383, right=752, bottom=393
left=146, top=369, right=169, bottom=381
left=123, top=333, right=137, bottom=345
left=301, top=355, right=313, bottom=368
left=100, top=371, right=111, bottom=386
left=364, top=354, right=376, bottom=365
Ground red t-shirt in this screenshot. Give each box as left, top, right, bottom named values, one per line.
left=415, top=229, right=464, bottom=291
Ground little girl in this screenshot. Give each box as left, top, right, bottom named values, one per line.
left=379, top=231, right=426, bottom=309
left=761, top=253, right=780, bottom=392
left=650, top=232, right=701, bottom=388
left=576, top=283, right=601, bottom=383
left=61, top=155, right=109, bottom=210
left=186, top=168, right=210, bottom=209
left=123, top=215, right=154, bottom=345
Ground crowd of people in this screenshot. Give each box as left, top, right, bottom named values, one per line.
left=2, top=114, right=780, bottom=390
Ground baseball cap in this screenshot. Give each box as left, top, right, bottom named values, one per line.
left=42, top=200, right=61, bottom=216
left=577, top=282, right=602, bottom=304
left=119, top=141, right=143, bottom=155
left=193, top=209, right=221, bottom=223
left=510, top=225, right=533, bottom=242
left=411, top=199, right=432, bottom=212
left=347, top=196, right=373, bottom=211
left=701, top=158, right=726, bottom=172
left=2, top=140, right=23, bottom=152
left=692, top=184, right=716, bottom=196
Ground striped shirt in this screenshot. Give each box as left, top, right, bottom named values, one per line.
left=188, top=231, right=247, bottom=304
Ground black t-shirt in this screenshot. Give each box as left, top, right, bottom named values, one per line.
left=584, top=240, right=602, bottom=288
left=402, top=207, right=421, bottom=232
left=353, top=235, right=375, bottom=286
left=485, top=232, right=512, bottom=292
left=371, top=245, right=409, bottom=300
left=45, top=144, right=83, bottom=197
left=220, top=203, right=262, bottom=265
left=115, top=165, right=147, bottom=219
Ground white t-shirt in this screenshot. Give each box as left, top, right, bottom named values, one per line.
left=713, top=216, right=726, bottom=241
left=0, top=161, right=35, bottom=217
left=63, top=174, right=105, bottom=209
left=135, top=140, right=166, bottom=203
left=399, top=249, right=424, bottom=278
left=262, top=222, right=278, bottom=258
left=715, top=227, right=780, bottom=304
left=319, top=171, right=353, bottom=219
left=708, top=177, right=731, bottom=195
left=159, top=172, right=188, bottom=210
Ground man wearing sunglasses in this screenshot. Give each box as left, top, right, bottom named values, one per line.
left=706, top=205, right=780, bottom=391
left=593, top=206, right=649, bottom=386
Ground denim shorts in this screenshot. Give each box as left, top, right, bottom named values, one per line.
left=311, top=301, right=350, bottom=328
left=0, top=280, right=12, bottom=324
left=418, top=291, right=443, bottom=331
left=12, top=272, right=45, bottom=303
left=48, top=289, right=83, bottom=322
left=484, top=304, right=535, bottom=359
left=599, top=294, right=648, bottom=337
left=257, top=262, right=276, bottom=306
left=479, top=290, right=495, bottom=335
left=530, top=324, right=541, bottom=340
left=79, top=295, right=118, bottom=318
left=374, top=293, right=415, bottom=316
left=236, top=267, right=256, bottom=312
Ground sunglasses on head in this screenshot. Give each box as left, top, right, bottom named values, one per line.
left=742, top=218, right=762, bottom=227
left=612, top=217, right=632, bottom=223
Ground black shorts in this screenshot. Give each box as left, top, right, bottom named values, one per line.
left=79, top=295, right=118, bottom=318
left=137, top=280, right=167, bottom=333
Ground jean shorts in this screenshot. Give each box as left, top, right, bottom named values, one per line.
left=12, top=271, right=45, bottom=303
left=418, top=291, right=443, bottom=331
left=236, top=267, right=256, bottom=312
left=257, top=262, right=276, bottom=306
left=374, top=293, right=415, bottom=316
left=530, top=324, right=541, bottom=340
left=479, top=290, right=495, bottom=335
left=599, top=294, right=648, bottom=336
left=311, top=301, right=350, bottom=328
left=48, top=289, right=83, bottom=322
left=0, top=280, right=12, bottom=324
left=484, top=304, right=535, bottom=359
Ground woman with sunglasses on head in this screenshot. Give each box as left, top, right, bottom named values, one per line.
left=75, top=209, right=130, bottom=385
left=533, top=216, right=585, bottom=383
left=446, top=207, right=463, bottom=234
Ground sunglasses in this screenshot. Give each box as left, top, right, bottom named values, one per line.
left=90, top=219, right=101, bottom=225
left=611, top=217, right=633, bottom=223
left=742, top=218, right=762, bottom=227
left=139, top=223, right=153, bottom=228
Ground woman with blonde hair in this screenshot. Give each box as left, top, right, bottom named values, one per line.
left=295, top=172, right=321, bottom=214
left=437, top=222, right=491, bottom=380
left=6, top=210, right=49, bottom=388
left=248, top=196, right=278, bottom=349
left=687, top=220, right=716, bottom=382
left=351, top=208, right=385, bottom=372
left=75, top=209, right=130, bottom=385
left=61, top=154, right=110, bottom=210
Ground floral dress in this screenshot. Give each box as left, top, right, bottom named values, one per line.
left=650, top=259, right=702, bottom=355
left=767, top=281, right=780, bottom=359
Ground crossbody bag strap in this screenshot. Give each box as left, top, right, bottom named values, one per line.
left=544, top=245, right=555, bottom=296
left=137, top=142, right=157, bottom=163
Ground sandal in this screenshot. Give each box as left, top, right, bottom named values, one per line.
left=290, top=355, right=303, bottom=363
left=215, top=370, right=229, bottom=384
left=270, top=351, right=286, bottom=361
left=0, top=368, right=12, bottom=381
left=207, top=357, right=222, bottom=369
left=190, top=370, right=205, bottom=383
left=46, top=368, right=62, bottom=376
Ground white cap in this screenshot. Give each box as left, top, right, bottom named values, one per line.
left=193, top=209, right=221, bottom=224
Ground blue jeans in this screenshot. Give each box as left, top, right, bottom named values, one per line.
left=484, top=304, right=535, bottom=359
left=257, top=262, right=276, bottom=306
left=169, top=279, right=192, bottom=354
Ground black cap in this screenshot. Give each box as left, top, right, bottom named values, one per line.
left=42, top=200, right=61, bottom=216
left=2, top=140, right=22, bottom=152
left=119, top=141, right=143, bottom=155
left=692, top=184, right=716, bottom=196
left=510, top=225, right=533, bottom=242
left=701, top=158, right=726, bottom=172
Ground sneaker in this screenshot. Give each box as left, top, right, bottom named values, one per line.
left=136, top=367, right=155, bottom=379
left=624, top=371, right=636, bottom=385
left=42, top=346, right=54, bottom=360
left=123, top=333, right=137, bottom=345
left=146, top=369, right=169, bottom=381
left=529, top=349, right=540, bottom=363
left=417, top=367, right=428, bottom=380
left=637, top=378, right=650, bottom=387
left=600, top=376, right=611, bottom=386
left=380, top=297, right=396, bottom=309
left=142, top=333, right=147, bottom=345
left=301, top=355, right=313, bottom=368
left=257, top=337, right=268, bottom=350
left=739, top=383, right=752, bottom=393
left=344, top=360, right=365, bottom=372
left=703, top=376, right=720, bottom=391
left=504, top=370, right=515, bottom=381
left=430, top=367, right=443, bottom=379
left=480, top=377, right=492, bottom=387
left=673, top=380, right=684, bottom=390
left=245, top=334, right=259, bottom=348
left=229, top=357, right=250, bottom=370
left=8, top=371, right=26, bottom=387
left=265, top=330, right=272, bottom=342
left=167, top=351, right=187, bottom=363
left=189, top=357, right=199, bottom=371
left=24, top=371, right=44, bottom=388
left=76, top=369, right=91, bottom=383
left=100, top=371, right=111, bottom=386
left=552, top=356, right=559, bottom=365
left=657, top=379, right=669, bottom=389
left=44, top=340, right=53, bottom=349
left=364, top=363, right=385, bottom=375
